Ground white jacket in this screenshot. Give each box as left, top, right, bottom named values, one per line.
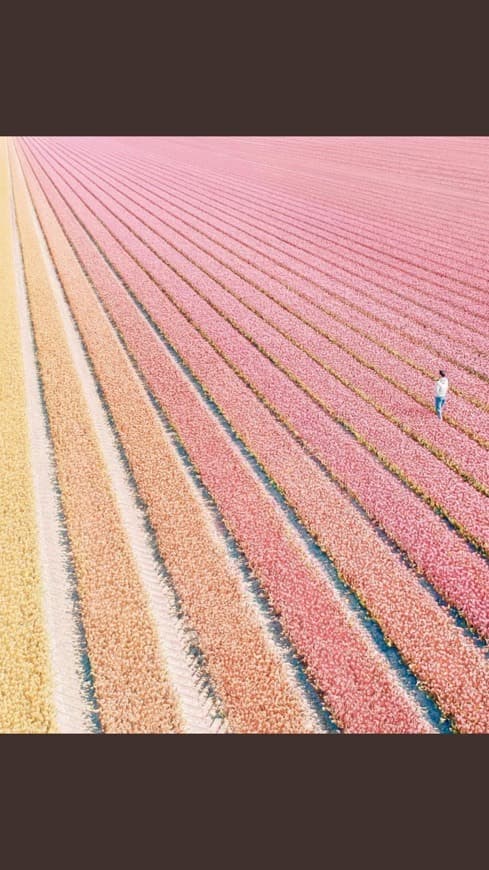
left=435, top=377, right=449, bottom=398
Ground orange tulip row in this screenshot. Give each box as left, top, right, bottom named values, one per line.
left=10, top=146, right=184, bottom=734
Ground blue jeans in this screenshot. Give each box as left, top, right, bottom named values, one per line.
left=435, top=396, right=446, bottom=416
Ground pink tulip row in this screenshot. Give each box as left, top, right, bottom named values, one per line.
left=156, top=199, right=488, bottom=406
left=23, top=141, right=489, bottom=560
left=95, top=175, right=489, bottom=444
left=161, top=160, right=489, bottom=299
left=18, top=139, right=440, bottom=735
left=119, top=136, right=489, bottom=265
left=43, top=167, right=489, bottom=558
left=21, top=138, right=489, bottom=736
left=56, top=145, right=489, bottom=450
left=19, top=137, right=489, bottom=735
left=16, top=144, right=325, bottom=735
left=144, top=228, right=489, bottom=491
left=51, top=157, right=489, bottom=484
left=101, top=144, right=488, bottom=323
left=42, top=137, right=489, bottom=321
left=33, top=138, right=488, bottom=359
left=33, top=133, right=489, bottom=278
left=17, top=138, right=438, bottom=731
left=163, top=286, right=489, bottom=551
left=40, top=165, right=489, bottom=638
left=151, top=150, right=489, bottom=302
left=149, top=143, right=489, bottom=292
left=25, top=138, right=489, bottom=416
left=113, top=136, right=489, bottom=270
left=76, top=134, right=489, bottom=281
left=135, top=188, right=485, bottom=358
left=162, top=170, right=489, bottom=321
left=275, top=161, right=489, bottom=243
left=57, top=138, right=488, bottom=390
left=193, top=137, right=489, bottom=246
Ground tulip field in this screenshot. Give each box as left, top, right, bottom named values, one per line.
left=1, top=136, right=489, bottom=733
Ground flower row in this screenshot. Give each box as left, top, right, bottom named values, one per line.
left=55, top=173, right=489, bottom=558
left=21, top=137, right=436, bottom=734
left=67, top=169, right=489, bottom=484
left=22, top=142, right=489, bottom=733
left=27, top=136, right=489, bottom=413
left=17, top=143, right=320, bottom=734
left=109, top=135, right=489, bottom=290
left=22, top=136, right=489, bottom=732
left=26, top=139, right=489, bottom=633
left=0, top=144, right=55, bottom=733
left=11, top=147, right=185, bottom=734
left=94, top=153, right=489, bottom=439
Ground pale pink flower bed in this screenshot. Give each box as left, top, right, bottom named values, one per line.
left=105, top=138, right=489, bottom=295
left=31, top=160, right=487, bottom=555
left=33, top=138, right=489, bottom=411
left=15, top=136, right=489, bottom=733
left=59, top=165, right=488, bottom=491
left=70, top=142, right=487, bottom=342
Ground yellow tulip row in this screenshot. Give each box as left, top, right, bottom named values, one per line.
left=0, top=141, right=55, bottom=732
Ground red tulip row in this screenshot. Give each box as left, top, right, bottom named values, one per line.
left=18, top=137, right=489, bottom=734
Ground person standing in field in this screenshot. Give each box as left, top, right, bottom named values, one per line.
left=434, top=370, right=449, bottom=420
